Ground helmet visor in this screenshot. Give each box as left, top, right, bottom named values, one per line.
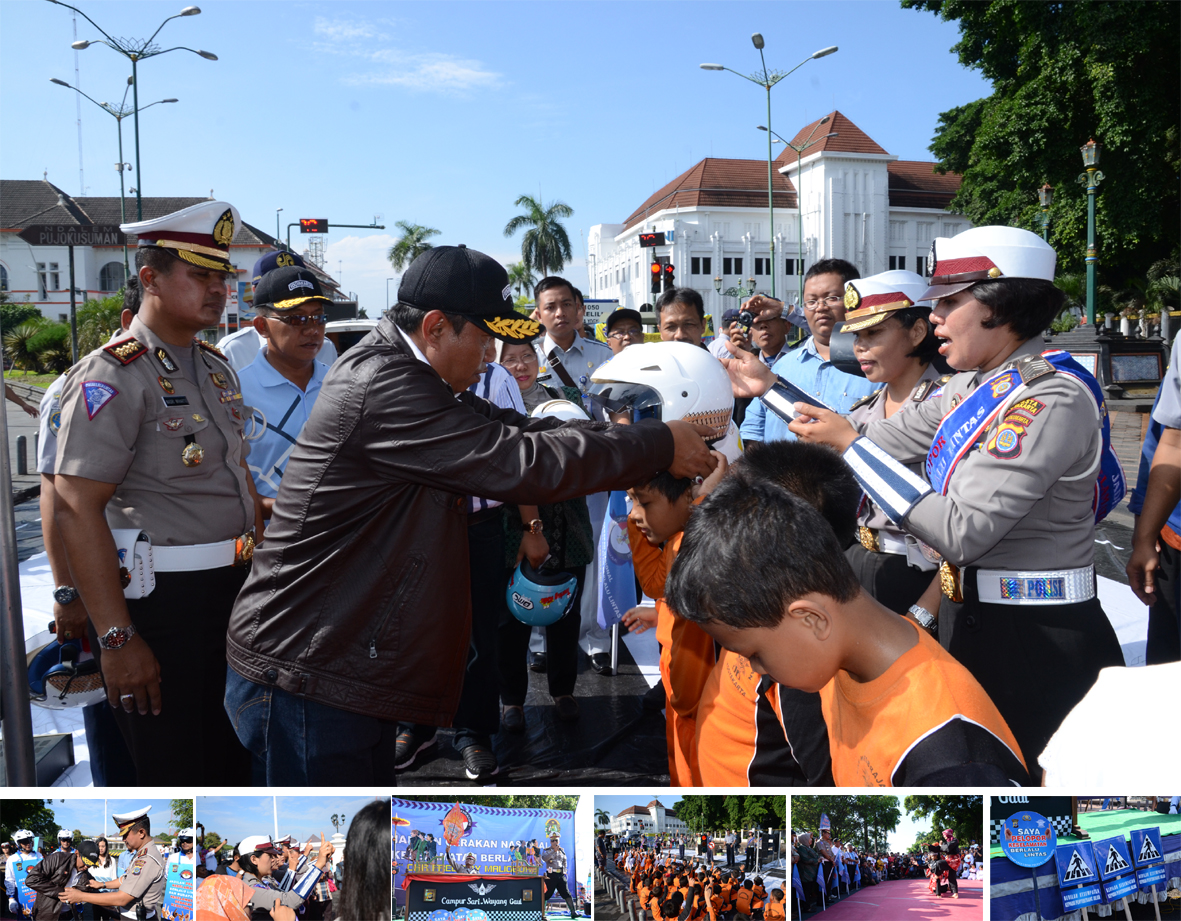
left=587, top=381, right=663, bottom=423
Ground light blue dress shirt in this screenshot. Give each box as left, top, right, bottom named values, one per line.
left=740, top=337, right=879, bottom=444
left=238, top=347, right=328, bottom=498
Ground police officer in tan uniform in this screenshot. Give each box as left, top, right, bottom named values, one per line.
left=62, top=807, right=166, bottom=920
left=53, top=201, right=262, bottom=784
left=540, top=833, right=578, bottom=919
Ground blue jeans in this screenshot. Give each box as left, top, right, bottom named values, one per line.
left=224, top=667, right=401, bottom=785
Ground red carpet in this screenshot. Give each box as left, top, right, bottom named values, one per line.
left=801, top=878, right=983, bottom=920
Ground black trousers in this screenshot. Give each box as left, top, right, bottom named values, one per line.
left=498, top=565, right=587, bottom=704
left=933, top=860, right=958, bottom=895
left=940, top=576, right=1123, bottom=778
left=90, top=566, right=251, bottom=785
left=845, top=543, right=936, bottom=616
left=1146, top=541, right=1181, bottom=665
left=450, top=512, right=507, bottom=743
left=545, top=870, right=575, bottom=910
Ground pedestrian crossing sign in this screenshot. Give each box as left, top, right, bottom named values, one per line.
left=1130, top=827, right=1164, bottom=867
left=1093, top=835, right=1134, bottom=882
left=1055, top=842, right=1097, bottom=887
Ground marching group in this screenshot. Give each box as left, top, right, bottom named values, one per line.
left=20, top=189, right=1180, bottom=787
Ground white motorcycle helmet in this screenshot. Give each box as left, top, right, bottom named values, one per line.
left=589, top=341, right=741, bottom=462
left=26, top=629, right=106, bottom=710
left=530, top=399, right=590, bottom=422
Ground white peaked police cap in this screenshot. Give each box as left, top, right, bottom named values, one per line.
left=113, top=806, right=151, bottom=835
left=839, top=270, right=933, bottom=333
left=122, top=200, right=241, bottom=274
left=239, top=836, right=281, bottom=856
left=923, top=225, right=1056, bottom=300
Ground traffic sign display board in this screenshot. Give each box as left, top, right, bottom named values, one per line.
left=1000, top=812, right=1057, bottom=868
left=1129, top=827, right=1163, bottom=866
left=1054, top=841, right=1102, bottom=912
left=1093, top=835, right=1134, bottom=881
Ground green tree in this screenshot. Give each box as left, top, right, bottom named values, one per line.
left=0, top=800, right=59, bottom=843
left=3, top=318, right=51, bottom=371
left=387, top=221, right=441, bottom=272
left=27, top=323, right=71, bottom=373
left=790, top=796, right=899, bottom=853
left=907, top=826, right=937, bottom=855
left=77, top=291, right=125, bottom=355
left=902, top=795, right=983, bottom=847
left=903, top=0, right=1181, bottom=287
left=506, top=262, right=536, bottom=299
left=0, top=302, right=43, bottom=334
left=503, top=195, right=574, bottom=276
left=72, top=828, right=84, bottom=843
left=170, top=799, right=194, bottom=833
left=595, top=808, right=611, bottom=827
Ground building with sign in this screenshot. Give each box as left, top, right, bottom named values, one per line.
left=588, top=111, right=970, bottom=330
left=609, top=799, right=688, bottom=836
left=0, top=179, right=343, bottom=334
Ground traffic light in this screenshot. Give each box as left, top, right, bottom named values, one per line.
left=299, top=218, right=329, bottom=233
left=663, top=263, right=675, bottom=291
left=650, top=262, right=662, bottom=295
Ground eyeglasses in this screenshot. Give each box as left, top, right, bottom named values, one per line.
left=501, top=351, right=538, bottom=367
left=802, top=296, right=844, bottom=310
left=607, top=329, right=644, bottom=341
left=269, top=313, right=329, bottom=327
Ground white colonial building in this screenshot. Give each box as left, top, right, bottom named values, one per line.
left=588, top=111, right=970, bottom=331
left=610, top=799, right=688, bottom=836
left=0, top=179, right=343, bottom=335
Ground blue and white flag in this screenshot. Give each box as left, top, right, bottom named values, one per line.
left=596, top=491, right=637, bottom=630
left=791, top=865, right=804, bottom=902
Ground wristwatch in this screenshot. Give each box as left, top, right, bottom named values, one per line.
left=53, top=585, right=80, bottom=605
left=907, top=604, right=937, bottom=633
left=97, top=623, right=137, bottom=651
left=521, top=518, right=544, bottom=534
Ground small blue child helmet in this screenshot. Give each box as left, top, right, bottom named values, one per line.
left=506, top=559, right=578, bottom=626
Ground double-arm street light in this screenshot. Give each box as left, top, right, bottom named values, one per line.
left=49, top=1, right=216, bottom=220
left=760, top=119, right=838, bottom=308
left=701, top=37, right=837, bottom=300
left=49, top=75, right=177, bottom=277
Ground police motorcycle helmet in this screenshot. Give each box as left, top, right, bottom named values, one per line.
left=588, top=341, right=742, bottom=463
left=26, top=629, right=106, bottom=710
left=529, top=399, right=590, bottom=422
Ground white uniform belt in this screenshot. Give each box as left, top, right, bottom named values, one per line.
left=876, top=531, right=910, bottom=556
left=975, top=565, right=1095, bottom=605
left=153, top=538, right=238, bottom=572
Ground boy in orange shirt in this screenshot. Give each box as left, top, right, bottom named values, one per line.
left=666, top=460, right=1031, bottom=786
left=624, top=457, right=727, bottom=785
left=763, top=889, right=786, bottom=921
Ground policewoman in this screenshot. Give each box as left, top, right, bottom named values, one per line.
left=63, top=808, right=166, bottom=920
left=839, top=270, right=946, bottom=619
left=725, top=226, right=1125, bottom=776
left=53, top=201, right=262, bottom=784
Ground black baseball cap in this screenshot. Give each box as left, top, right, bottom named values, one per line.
left=398, top=245, right=540, bottom=342
left=722, top=308, right=740, bottom=322
left=605, top=307, right=643, bottom=332
left=252, top=250, right=306, bottom=286
left=76, top=840, right=100, bottom=867
left=254, top=265, right=331, bottom=312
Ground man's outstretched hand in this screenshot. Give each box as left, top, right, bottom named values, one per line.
left=719, top=340, right=776, bottom=399
left=665, top=421, right=718, bottom=481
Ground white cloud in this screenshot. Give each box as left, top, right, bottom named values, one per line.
left=344, top=51, right=502, bottom=92
left=313, top=17, right=387, bottom=42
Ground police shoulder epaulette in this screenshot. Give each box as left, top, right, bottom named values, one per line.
left=849, top=387, right=885, bottom=411
left=1016, top=355, right=1055, bottom=384
left=102, top=337, right=148, bottom=365
left=912, top=376, right=950, bottom=402
left=196, top=339, right=227, bottom=360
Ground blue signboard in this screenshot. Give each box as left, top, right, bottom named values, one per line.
left=1093, top=835, right=1135, bottom=882
left=1062, top=884, right=1103, bottom=912
left=1102, top=871, right=1139, bottom=903
left=1136, top=864, right=1168, bottom=889
left=1000, top=811, right=1057, bottom=868
left=1129, top=827, right=1164, bottom=867
left=1055, top=842, right=1098, bottom=887
left=7, top=848, right=43, bottom=916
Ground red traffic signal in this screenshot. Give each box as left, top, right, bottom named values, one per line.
left=299, top=218, right=329, bottom=233
left=650, top=261, right=662, bottom=294
left=663, top=263, right=675, bottom=290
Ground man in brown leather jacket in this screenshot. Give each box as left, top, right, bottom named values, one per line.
left=24, top=840, right=97, bottom=920
left=224, top=244, right=716, bottom=785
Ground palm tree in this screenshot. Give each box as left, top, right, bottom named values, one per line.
left=503, top=195, right=574, bottom=276
left=387, top=221, right=441, bottom=272
left=595, top=808, right=611, bottom=828
left=506, top=262, right=536, bottom=299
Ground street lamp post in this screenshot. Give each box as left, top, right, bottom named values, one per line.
left=276, top=208, right=283, bottom=248
left=54, top=1, right=216, bottom=220
left=701, top=39, right=837, bottom=302
left=1078, top=139, right=1104, bottom=327
left=763, top=121, right=838, bottom=308
left=50, top=76, right=177, bottom=279
left=1038, top=183, right=1053, bottom=242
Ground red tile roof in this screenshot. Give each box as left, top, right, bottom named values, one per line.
left=774, top=111, right=888, bottom=162
left=887, top=160, right=962, bottom=209
left=623, top=158, right=797, bottom=231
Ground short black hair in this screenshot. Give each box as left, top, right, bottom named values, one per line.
left=656, top=287, right=705, bottom=320
left=733, top=441, right=861, bottom=546
left=970, top=277, right=1065, bottom=341
left=636, top=470, right=693, bottom=504
left=388, top=302, right=468, bottom=336
left=135, top=245, right=178, bottom=277
left=572, top=287, right=584, bottom=304
left=805, top=258, right=859, bottom=286
left=122, top=275, right=142, bottom=316
left=891, top=305, right=940, bottom=364
left=534, top=276, right=577, bottom=304
left=666, top=478, right=860, bottom=630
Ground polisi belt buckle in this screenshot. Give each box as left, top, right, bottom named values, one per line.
left=235, top=530, right=256, bottom=566
left=939, top=560, right=963, bottom=603
left=858, top=526, right=880, bottom=553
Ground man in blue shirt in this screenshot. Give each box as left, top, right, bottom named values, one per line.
left=740, top=259, right=878, bottom=444
left=237, top=265, right=331, bottom=518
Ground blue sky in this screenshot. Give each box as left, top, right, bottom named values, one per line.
left=44, top=798, right=182, bottom=839
left=0, top=1, right=989, bottom=313
left=196, top=796, right=386, bottom=847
